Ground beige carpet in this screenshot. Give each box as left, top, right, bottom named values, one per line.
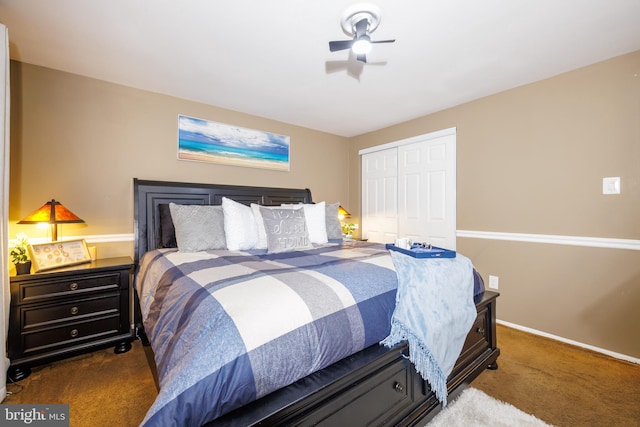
left=472, top=325, right=640, bottom=426
left=4, top=325, right=639, bottom=426
left=4, top=340, right=157, bottom=426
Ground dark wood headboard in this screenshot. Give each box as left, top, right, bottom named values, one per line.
left=133, top=178, right=313, bottom=265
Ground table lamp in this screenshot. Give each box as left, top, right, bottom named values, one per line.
left=338, top=205, right=351, bottom=220
left=18, top=199, right=85, bottom=241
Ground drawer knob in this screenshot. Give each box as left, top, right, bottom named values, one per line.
left=70, top=329, right=79, bottom=338
left=70, top=306, right=79, bottom=315
left=393, top=382, right=405, bottom=393
left=69, top=282, right=79, bottom=291
left=476, top=327, right=486, bottom=335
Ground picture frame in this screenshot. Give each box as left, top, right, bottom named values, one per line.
left=28, top=239, right=92, bottom=272
left=177, top=115, right=290, bottom=171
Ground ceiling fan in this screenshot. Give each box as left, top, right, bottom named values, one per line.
left=328, top=4, right=395, bottom=63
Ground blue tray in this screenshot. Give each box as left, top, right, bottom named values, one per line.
left=385, top=244, right=456, bottom=258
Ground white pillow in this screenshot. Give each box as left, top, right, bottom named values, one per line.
left=281, top=201, right=328, bottom=244
left=222, top=197, right=258, bottom=250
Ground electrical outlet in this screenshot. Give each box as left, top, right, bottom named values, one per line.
left=603, top=177, right=621, bottom=195
left=489, top=275, right=499, bottom=290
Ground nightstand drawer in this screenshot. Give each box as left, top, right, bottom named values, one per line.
left=22, top=293, right=120, bottom=330
left=23, top=315, right=121, bottom=354
left=19, top=272, right=121, bottom=303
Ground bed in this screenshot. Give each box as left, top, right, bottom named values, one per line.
left=132, top=178, right=500, bottom=426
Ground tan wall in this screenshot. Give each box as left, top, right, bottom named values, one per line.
left=349, top=51, right=640, bottom=358
left=9, top=62, right=350, bottom=258
left=8, top=52, right=640, bottom=359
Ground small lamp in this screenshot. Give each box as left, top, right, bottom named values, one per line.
left=338, top=206, right=358, bottom=238
left=338, top=205, right=351, bottom=220
left=18, top=199, right=85, bottom=241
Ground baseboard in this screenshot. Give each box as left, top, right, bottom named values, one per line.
left=497, top=319, right=640, bottom=365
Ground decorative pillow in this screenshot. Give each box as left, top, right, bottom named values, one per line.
left=259, top=206, right=313, bottom=253
left=325, top=203, right=342, bottom=240
left=222, top=197, right=258, bottom=251
left=158, top=203, right=177, bottom=248
left=251, top=203, right=277, bottom=250
left=280, top=201, right=328, bottom=244
left=168, top=203, right=226, bottom=252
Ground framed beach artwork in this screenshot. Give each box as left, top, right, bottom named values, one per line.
left=177, top=115, right=290, bottom=171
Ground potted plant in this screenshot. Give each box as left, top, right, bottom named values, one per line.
left=341, top=222, right=358, bottom=239
left=10, top=233, right=31, bottom=275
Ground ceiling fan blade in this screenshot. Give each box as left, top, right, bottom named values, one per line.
left=329, top=40, right=354, bottom=52
left=356, top=53, right=367, bottom=63
left=354, top=18, right=368, bottom=39
left=371, top=39, right=396, bottom=44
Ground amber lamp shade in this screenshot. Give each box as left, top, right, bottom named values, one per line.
left=18, top=199, right=84, bottom=241
left=338, top=205, right=351, bottom=219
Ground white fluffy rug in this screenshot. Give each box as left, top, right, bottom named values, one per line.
left=427, top=388, right=553, bottom=426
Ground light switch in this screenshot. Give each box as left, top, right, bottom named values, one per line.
left=603, top=177, right=621, bottom=195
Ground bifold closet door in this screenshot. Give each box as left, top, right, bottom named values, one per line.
left=361, top=130, right=456, bottom=249
left=361, top=148, right=398, bottom=243
left=398, top=134, right=456, bottom=250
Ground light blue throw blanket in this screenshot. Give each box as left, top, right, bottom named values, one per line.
left=381, top=250, right=477, bottom=406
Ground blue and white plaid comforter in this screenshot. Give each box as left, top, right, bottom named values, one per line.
left=136, top=241, right=398, bottom=426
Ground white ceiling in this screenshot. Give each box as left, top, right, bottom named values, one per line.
left=1, top=0, right=639, bottom=137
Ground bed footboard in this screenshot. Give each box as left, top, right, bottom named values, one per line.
left=211, top=291, right=499, bottom=426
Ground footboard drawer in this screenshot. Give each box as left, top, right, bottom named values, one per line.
left=449, top=292, right=497, bottom=380
left=303, top=357, right=415, bottom=425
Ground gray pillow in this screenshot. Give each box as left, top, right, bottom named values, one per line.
left=169, top=203, right=226, bottom=252
left=259, top=206, right=313, bottom=253
left=325, top=203, right=342, bottom=240
left=158, top=203, right=177, bottom=248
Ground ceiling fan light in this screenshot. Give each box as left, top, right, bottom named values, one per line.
left=352, top=38, right=372, bottom=55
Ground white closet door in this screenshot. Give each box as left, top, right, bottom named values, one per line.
left=361, top=148, right=398, bottom=243
left=398, top=141, right=426, bottom=243
left=361, top=128, right=456, bottom=249
left=398, top=134, right=456, bottom=249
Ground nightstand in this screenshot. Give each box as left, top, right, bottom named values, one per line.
left=8, top=256, right=134, bottom=381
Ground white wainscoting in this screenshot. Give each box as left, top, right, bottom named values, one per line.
left=41, top=231, right=639, bottom=362
left=459, top=229, right=640, bottom=363
left=29, top=233, right=135, bottom=245
left=457, top=230, right=640, bottom=251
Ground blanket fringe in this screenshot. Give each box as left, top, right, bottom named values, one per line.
left=381, top=320, right=449, bottom=407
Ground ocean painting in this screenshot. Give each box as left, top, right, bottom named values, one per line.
left=178, top=115, right=290, bottom=171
